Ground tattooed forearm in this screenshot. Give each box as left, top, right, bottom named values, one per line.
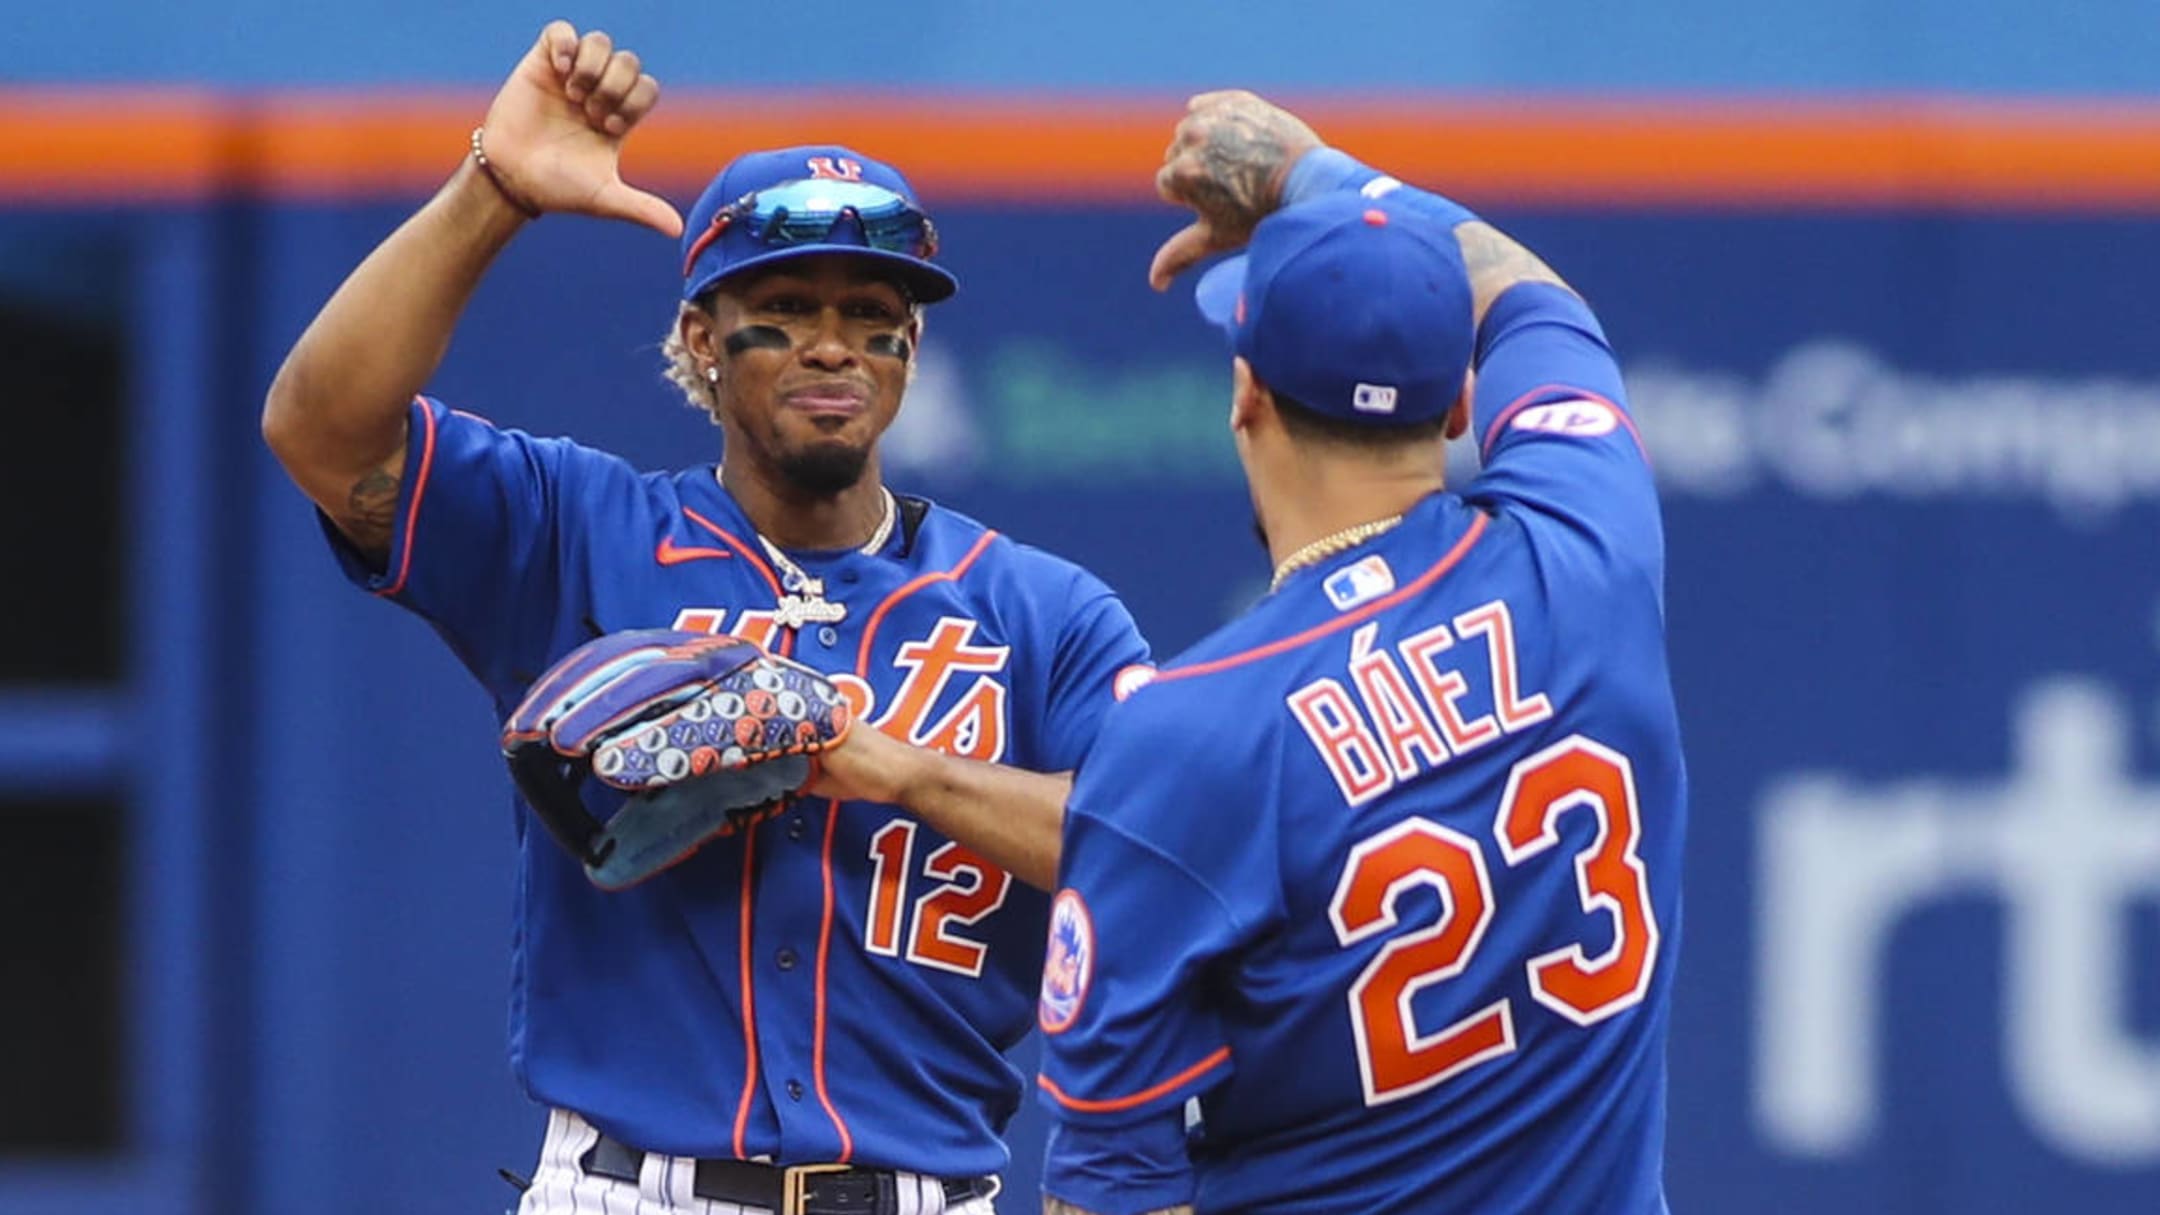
left=1044, top=1201, right=1193, bottom=1215
left=1453, top=220, right=1573, bottom=329
left=338, top=467, right=401, bottom=562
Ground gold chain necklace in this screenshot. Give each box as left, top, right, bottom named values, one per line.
left=1269, top=514, right=1405, bottom=592
left=751, top=488, right=897, bottom=630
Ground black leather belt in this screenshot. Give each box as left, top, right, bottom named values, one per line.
left=581, top=1132, right=992, bottom=1215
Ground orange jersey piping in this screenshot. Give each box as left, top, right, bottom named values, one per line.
left=1146, top=514, right=1490, bottom=688
left=371, top=396, right=437, bottom=599
left=1037, top=1046, right=1233, bottom=1114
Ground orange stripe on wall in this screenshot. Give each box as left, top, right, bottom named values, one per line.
left=1, top=90, right=232, bottom=199
left=7, top=88, right=2160, bottom=210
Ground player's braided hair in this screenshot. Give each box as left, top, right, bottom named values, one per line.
left=661, top=295, right=925, bottom=427
left=661, top=305, right=721, bottom=424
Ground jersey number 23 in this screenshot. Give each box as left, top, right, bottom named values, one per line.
left=1328, top=735, right=1660, bottom=1105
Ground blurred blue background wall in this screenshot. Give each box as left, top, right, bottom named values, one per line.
left=11, top=0, right=2160, bottom=92
left=1, top=6, right=2156, bottom=1215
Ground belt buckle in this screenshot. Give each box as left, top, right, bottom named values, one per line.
left=780, top=1162, right=853, bottom=1215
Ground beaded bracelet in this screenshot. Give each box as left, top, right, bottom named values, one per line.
left=469, top=126, right=541, bottom=219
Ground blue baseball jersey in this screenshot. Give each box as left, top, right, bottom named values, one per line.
left=1037, top=263, right=1686, bottom=1207
left=321, top=398, right=1148, bottom=1177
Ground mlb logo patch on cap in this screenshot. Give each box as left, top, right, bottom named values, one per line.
left=1353, top=383, right=1399, bottom=415
left=1191, top=192, right=1474, bottom=429
left=1324, top=555, right=1397, bottom=611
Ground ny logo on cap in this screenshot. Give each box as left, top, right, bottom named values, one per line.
left=1353, top=383, right=1399, bottom=414
left=807, top=157, right=865, bottom=181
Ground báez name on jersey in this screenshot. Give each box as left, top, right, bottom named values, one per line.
left=672, top=609, right=1012, bottom=762
left=1287, top=599, right=1552, bottom=805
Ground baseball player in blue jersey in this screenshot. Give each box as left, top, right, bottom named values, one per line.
left=1030, top=93, right=1688, bottom=1215
left=261, top=22, right=1146, bottom=1215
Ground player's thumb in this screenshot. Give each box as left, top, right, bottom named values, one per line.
left=598, top=182, right=685, bottom=239
left=1148, top=222, right=1214, bottom=292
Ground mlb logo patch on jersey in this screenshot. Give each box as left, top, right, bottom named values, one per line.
left=1324, top=555, right=1396, bottom=611
left=1038, top=889, right=1095, bottom=1033
left=1510, top=398, right=1620, bottom=438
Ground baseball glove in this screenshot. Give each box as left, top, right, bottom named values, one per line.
left=501, top=629, right=853, bottom=890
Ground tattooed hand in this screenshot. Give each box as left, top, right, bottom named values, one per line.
left=1149, top=90, right=1323, bottom=291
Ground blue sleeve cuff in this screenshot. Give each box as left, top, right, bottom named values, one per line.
left=1043, top=1110, right=1195, bottom=1215
left=1280, top=146, right=1378, bottom=205
left=316, top=396, right=436, bottom=599
left=1281, top=148, right=1480, bottom=229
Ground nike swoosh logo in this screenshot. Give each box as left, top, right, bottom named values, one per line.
left=656, top=536, right=733, bottom=566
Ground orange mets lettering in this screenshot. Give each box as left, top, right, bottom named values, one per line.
left=879, top=617, right=1012, bottom=762
left=671, top=607, right=782, bottom=650
left=669, top=611, right=1011, bottom=761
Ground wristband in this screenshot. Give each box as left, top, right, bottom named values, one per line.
left=469, top=126, right=541, bottom=220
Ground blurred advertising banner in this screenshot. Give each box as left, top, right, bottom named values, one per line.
left=905, top=208, right=2160, bottom=1213
left=2, top=99, right=2155, bottom=1213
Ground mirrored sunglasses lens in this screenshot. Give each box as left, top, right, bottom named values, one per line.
left=745, top=181, right=930, bottom=254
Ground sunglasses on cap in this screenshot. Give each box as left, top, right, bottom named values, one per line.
left=681, top=179, right=940, bottom=278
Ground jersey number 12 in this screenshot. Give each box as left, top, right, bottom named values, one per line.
left=864, top=819, right=1012, bottom=978
left=1328, top=735, right=1660, bottom=1105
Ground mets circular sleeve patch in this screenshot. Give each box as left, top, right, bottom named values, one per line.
left=1039, top=888, right=1096, bottom=1033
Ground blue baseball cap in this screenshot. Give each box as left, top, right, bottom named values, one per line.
left=680, top=145, right=959, bottom=304
left=1194, top=191, right=1473, bottom=425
